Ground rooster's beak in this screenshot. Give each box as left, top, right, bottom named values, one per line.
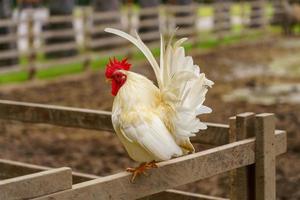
left=106, top=78, right=112, bottom=83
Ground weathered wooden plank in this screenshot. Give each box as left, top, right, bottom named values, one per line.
left=143, top=189, right=229, bottom=200
left=92, top=11, right=121, bottom=21
left=33, top=130, right=286, bottom=200
left=174, top=16, right=197, bottom=24
left=0, top=167, right=72, bottom=200
left=0, top=100, right=229, bottom=145
left=0, top=64, right=21, bottom=74
left=191, top=122, right=229, bottom=145
left=166, top=4, right=197, bottom=13
left=228, top=116, right=237, bottom=199
left=90, top=23, right=122, bottom=34
left=138, top=19, right=160, bottom=28
left=0, top=159, right=99, bottom=184
left=231, top=113, right=255, bottom=200
left=138, top=6, right=160, bottom=16
left=139, top=31, right=160, bottom=41
left=88, top=37, right=127, bottom=48
left=176, top=27, right=197, bottom=37
left=0, top=100, right=113, bottom=132
left=41, top=42, right=78, bottom=54
left=212, top=2, right=232, bottom=9
left=0, top=159, right=226, bottom=200
left=0, top=34, right=20, bottom=44
left=0, top=159, right=48, bottom=180
left=0, top=50, right=20, bottom=60
left=46, top=15, right=74, bottom=24
left=42, top=29, right=77, bottom=39
left=0, top=19, right=18, bottom=28
left=255, top=113, right=276, bottom=200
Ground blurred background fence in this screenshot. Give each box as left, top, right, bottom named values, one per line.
left=0, top=0, right=298, bottom=79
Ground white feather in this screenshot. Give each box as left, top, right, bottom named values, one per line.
left=105, top=28, right=162, bottom=87
left=159, top=34, right=214, bottom=145
left=106, top=28, right=214, bottom=162
left=119, top=112, right=183, bottom=161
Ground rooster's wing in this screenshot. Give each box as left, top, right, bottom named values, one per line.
left=112, top=110, right=182, bottom=162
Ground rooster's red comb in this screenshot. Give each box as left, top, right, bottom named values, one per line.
left=105, top=57, right=131, bottom=78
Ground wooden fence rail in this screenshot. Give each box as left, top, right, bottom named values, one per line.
left=0, top=99, right=228, bottom=145
left=0, top=159, right=226, bottom=200
left=0, top=129, right=286, bottom=200
left=0, top=1, right=289, bottom=198
left=0, top=168, right=72, bottom=200
left=0, top=99, right=287, bottom=199
left=31, top=130, right=285, bottom=200
left=0, top=1, right=278, bottom=76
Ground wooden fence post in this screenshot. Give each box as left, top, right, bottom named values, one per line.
left=229, top=112, right=256, bottom=200
left=82, top=8, right=91, bottom=71
left=255, top=113, right=276, bottom=200
left=229, top=116, right=237, bottom=199
left=214, top=0, right=232, bottom=39
left=127, top=1, right=134, bottom=59
left=27, top=10, right=36, bottom=80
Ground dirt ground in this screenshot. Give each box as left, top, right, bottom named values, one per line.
left=0, top=37, right=299, bottom=199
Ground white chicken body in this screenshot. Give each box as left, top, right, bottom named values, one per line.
left=106, top=28, right=214, bottom=163
left=112, top=72, right=183, bottom=162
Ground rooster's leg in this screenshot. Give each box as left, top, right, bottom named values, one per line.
left=126, top=161, right=158, bottom=183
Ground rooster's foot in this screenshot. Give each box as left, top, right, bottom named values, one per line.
left=126, top=161, right=158, bottom=183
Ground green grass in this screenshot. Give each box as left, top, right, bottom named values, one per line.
left=0, top=71, right=29, bottom=84
left=198, top=3, right=274, bottom=18
left=0, top=29, right=268, bottom=85
left=36, top=62, right=84, bottom=79
left=0, top=3, right=279, bottom=86
left=198, top=5, right=213, bottom=17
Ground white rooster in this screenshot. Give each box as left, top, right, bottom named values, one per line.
left=105, top=28, right=213, bottom=182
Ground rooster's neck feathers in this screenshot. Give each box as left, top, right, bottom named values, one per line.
left=114, top=71, right=159, bottom=111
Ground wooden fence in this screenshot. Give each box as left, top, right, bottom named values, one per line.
left=0, top=0, right=282, bottom=78
left=0, top=99, right=287, bottom=199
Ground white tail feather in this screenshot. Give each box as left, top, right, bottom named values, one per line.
left=104, top=28, right=162, bottom=87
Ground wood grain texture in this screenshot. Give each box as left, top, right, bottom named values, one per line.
left=0, top=100, right=229, bottom=145
left=234, top=112, right=256, bottom=200
left=142, top=189, right=229, bottom=200
left=191, top=122, right=229, bottom=145
left=33, top=131, right=286, bottom=200
left=0, top=159, right=99, bottom=184
left=0, top=167, right=72, bottom=200
left=255, top=113, right=276, bottom=200
left=0, top=100, right=113, bottom=131
left=0, top=159, right=226, bottom=200
left=228, top=116, right=237, bottom=199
